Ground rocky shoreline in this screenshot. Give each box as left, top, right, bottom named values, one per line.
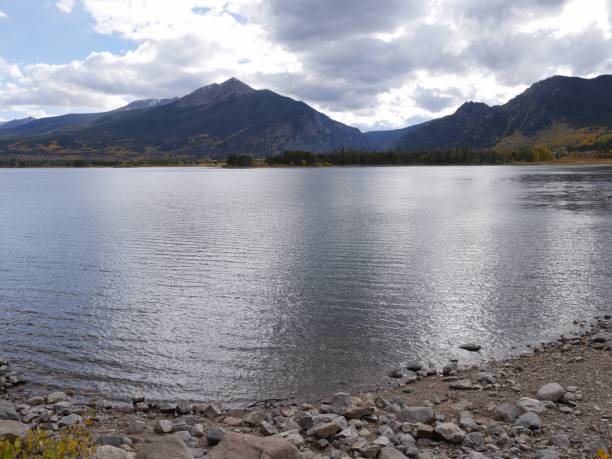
left=1, top=316, right=611, bottom=459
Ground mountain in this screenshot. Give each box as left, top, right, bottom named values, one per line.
left=379, top=75, right=612, bottom=151
left=0, top=78, right=367, bottom=159
left=115, top=98, right=178, bottom=112
left=0, top=117, right=36, bottom=131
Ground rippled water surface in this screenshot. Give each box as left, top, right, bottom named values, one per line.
left=1, top=166, right=611, bottom=404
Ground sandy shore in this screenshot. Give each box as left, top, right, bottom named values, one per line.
left=1, top=316, right=611, bottom=458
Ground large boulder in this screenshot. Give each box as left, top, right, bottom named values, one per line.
left=209, top=432, right=300, bottom=459
left=0, top=399, right=18, bottom=421
left=134, top=435, right=193, bottom=459
left=536, top=383, right=566, bottom=402
left=398, top=407, right=435, bottom=424
left=0, top=420, right=29, bottom=442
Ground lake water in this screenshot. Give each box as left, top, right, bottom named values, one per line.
left=1, top=166, right=611, bottom=405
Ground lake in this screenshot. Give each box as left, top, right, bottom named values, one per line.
left=1, top=166, right=611, bottom=405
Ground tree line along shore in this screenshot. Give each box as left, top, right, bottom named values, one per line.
left=0, top=147, right=611, bottom=168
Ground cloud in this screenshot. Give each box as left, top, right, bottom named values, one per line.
left=56, top=0, right=77, bottom=13
left=0, top=10, right=7, bottom=19
left=0, top=0, right=611, bottom=130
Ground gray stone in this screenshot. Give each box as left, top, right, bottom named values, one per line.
left=93, top=445, right=135, bottom=459
left=134, top=435, right=193, bottom=459
left=449, top=379, right=476, bottom=390
left=307, top=419, right=344, bottom=439
left=0, top=399, right=18, bottom=421
left=462, top=431, right=485, bottom=449
left=0, top=420, right=29, bottom=441
left=536, top=448, right=560, bottom=459
left=97, top=435, right=128, bottom=448
left=549, top=434, right=570, bottom=448
left=398, top=407, right=435, bottom=424
left=536, top=383, right=566, bottom=402
left=154, top=419, right=174, bottom=434
left=244, top=410, right=270, bottom=427
left=177, top=401, right=192, bottom=415
left=591, top=332, right=608, bottom=343
left=406, top=361, right=424, bottom=372
left=460, top=343, right=482, bottom=351
left=459, top=411, right=479, bottom=431
left=47, top=391, right=69, bottom=404
left=128, top=420, right=147, bottom=434
left=515, top=412, right=541, bottom=430
left=434, top=422, right=466, bottom=444
left=27, top=396, right=45, bottom=406
left=330, top=393, right=353, bottom=415
left=131, top=392, right=145, bottom=404
left=378, top=447, right=408, bottom=459
left=58, top=413, right=82, bottom=427
left=493, top=403, right=520, bottom=423
left=207, top=428, right=225, bottom=446
left=261, top=420, right=279, bottom=436
left=516, top=397, right=547, bottom=414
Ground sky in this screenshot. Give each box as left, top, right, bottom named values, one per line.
left=0, top=0, right=611, bottom=131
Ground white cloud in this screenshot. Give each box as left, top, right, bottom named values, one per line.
left=0, top=10, right=7, bottom=19
left=0, top=0, right=611, bottom=130
left=56, top=0, right=77, bottom=13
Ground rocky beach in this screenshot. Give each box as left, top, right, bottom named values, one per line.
left=1, top=316, right=611, bottom=459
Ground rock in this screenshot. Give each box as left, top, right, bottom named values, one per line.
left=591, top=332, right=608, bottom=343
left=207, top=428, right=225, bottom=446
left=222, top=416, right=243, bottom=427
left=191, top=424, right=205, bottom=438
left=134, top=435, right=193, bottom=459
left=330, top=393, right=352, bottom=415
left=128, top=420, right=147, bottom=434
left=493, top=403, right=520, bottom=423
left=209, top=431, right=300, bottom=459
left=154, top=419, right=174, bottom=434
left=158, top=402, right=178, bottom=413
left=449, top=379, right=476, bottom=390
left=463, top=432, right=485, bottom=449
left=94, top=445, right=135, bottom=459
left=0, top=420, right=29, bottom=441
left=344, top=405, right=375, bottom=420
left=389, top=370, right=403, bottom=378
left=307, top=419, right=344, bottom=439
left=406, top=361, right=424, bottom=372
left=261, top=420, right=278, bottom=436
left=516, top=397, right=547, bottom=414
left=415, top=423, right=434, bottom=439
left=460, top=343, right=481, bottom=351
left=378, top=447, right=408, bottom=459
left=97, top=435, right=128, bottom=448
left=398, top=407, right=435, bottom=424
left=131, top=392, right=145, bottom=404
left=244, top=410, right=269, bottom=427
left=459, top=411, right=479, bottom=431
left=536, top=383, right=566, bottom=401
left=434, top=422, right=466, bottom=444
left=177, top=401, right=192, bottom=415
left=196, top=403, right=222, bottom=418
left=549, top=434, right=570, bottom=448
left=536, top=448, right=560, bottom=459
left=58, top=413, right=82, bottom=427
left=272, top=430, right=304, bottom=448
left=46, top=391, right=69, bottom=404
left=27, top=396, right=45, bottom=406
left=293, top=411, right=314, bottom=430
left=515, top=412, right=541, bottom=430
left=0, top=399, right=18, bottom=421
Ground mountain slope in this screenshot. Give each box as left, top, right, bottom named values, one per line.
left=377, top=75, right=612, bottom=151
left=0, top=117, right=37, bottom=131
left=0, top=78, right=367, bottom=158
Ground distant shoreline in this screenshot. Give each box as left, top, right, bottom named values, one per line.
left=1, top=157, right=612, bottom=169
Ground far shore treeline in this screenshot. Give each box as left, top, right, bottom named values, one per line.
left=0, top=145, right=610, bottom=168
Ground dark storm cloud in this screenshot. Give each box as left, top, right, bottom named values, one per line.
left=260, top=0, right=424, bottom=45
